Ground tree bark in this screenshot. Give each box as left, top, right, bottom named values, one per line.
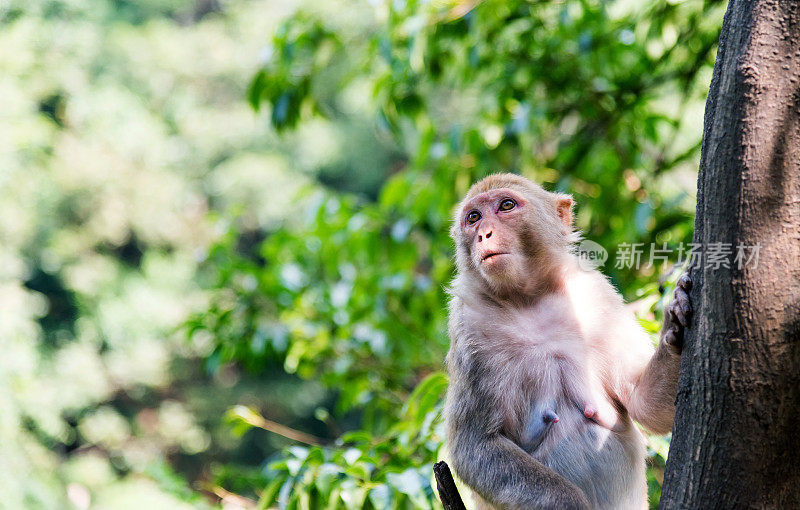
left=661, top=0, right=800, bottom=508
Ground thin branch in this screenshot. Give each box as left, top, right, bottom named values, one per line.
left=253, top=416, right=325, bottom=446
left=443, top=0, right=481, bottom=22
left=434, top=461, right=467, bottom=510
left=234, top=406, right=325, bottom=446
left=208, top=485, right=257, bottom=508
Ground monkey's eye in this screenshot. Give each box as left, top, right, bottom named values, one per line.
left=466, top=210, right=481, bottom=224
left=499, top=198, right=516, bottom=211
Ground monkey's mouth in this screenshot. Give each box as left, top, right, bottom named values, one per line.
left=481, top=252, right=509, bottom=262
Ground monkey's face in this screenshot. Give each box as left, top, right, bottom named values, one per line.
left=456, top=187, right=532, bottom=286
left=452, top=176, right=575, bottom=296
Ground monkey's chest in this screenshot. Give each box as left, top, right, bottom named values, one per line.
left=470, top=302, right=613, bottom=431
left=480, top=314, right=589, bottom=394
left=477, top=328, right=609, bottom=448
left=482, top=340, right=588, bottom=418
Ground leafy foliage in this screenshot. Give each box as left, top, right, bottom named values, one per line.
left=191, top=0, right=725, bottom=507
left=235, top=373, right=448, bottom=509
left=0, top=0, right=331, bottom=507
left=3, top=0, right=723, bottom=508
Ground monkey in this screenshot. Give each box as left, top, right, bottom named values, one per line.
left=444, top=173, right=692, bottom=510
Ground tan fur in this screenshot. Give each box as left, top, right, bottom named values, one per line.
left=444, top=173, right=683, bottom=509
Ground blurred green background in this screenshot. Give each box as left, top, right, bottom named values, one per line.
left=0, top=0, right=723, bottom=508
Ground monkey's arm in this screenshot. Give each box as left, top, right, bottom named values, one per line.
left=626, top=274, right=692, bottom=435
left=446, top=385, right=589, bottom=510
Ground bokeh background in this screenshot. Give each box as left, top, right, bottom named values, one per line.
left=0, top=0, right=723, bottom=508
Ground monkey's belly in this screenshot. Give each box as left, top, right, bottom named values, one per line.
left=531, top=416, right=647, bottom=510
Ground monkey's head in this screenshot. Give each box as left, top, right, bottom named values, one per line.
left=451, top=173, right=576, bottom=296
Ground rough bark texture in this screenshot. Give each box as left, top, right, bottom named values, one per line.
left=661, top=0, right=800, bottom=508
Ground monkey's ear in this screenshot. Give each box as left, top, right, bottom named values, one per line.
left=555, top=195, right=574, bottom=228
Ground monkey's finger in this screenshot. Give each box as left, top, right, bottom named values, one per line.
left=678, top=273, right=692, bottom=290
left=674, top=288, right=693, bottom=319
left=663, top=326, right=683, bottom=350
left=667, top=303, right=684, bottom=328
left=663, top=328, right=675, bottom=346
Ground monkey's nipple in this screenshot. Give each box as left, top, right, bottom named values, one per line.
left=543, top=410, right=559, bottom=424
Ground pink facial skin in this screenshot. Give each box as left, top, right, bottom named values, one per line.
left=460, top=188, right=529, bottom=269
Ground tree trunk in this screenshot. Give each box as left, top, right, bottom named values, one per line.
left=661, top=0, right=800, bottom=508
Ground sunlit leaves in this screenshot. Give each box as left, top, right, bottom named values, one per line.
left=246, top=1, right=720, bottom=292
left=248, top=14, right=344, bottom=130
left=200, top=0, right=726, bottom=507
left=252, top=373, right=446, bottom=509
left=196, top=172, right=456, bottom=423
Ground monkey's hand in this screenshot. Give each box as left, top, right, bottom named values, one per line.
left=628, top=275, right=691, bottom=434
left=662, top=273, right=692, bottom=353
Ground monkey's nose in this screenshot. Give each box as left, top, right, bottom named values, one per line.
left=478, top=229, right=492, bottom=242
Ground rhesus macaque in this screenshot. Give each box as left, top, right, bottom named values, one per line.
left=444, top=174, right=691, bottom=509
